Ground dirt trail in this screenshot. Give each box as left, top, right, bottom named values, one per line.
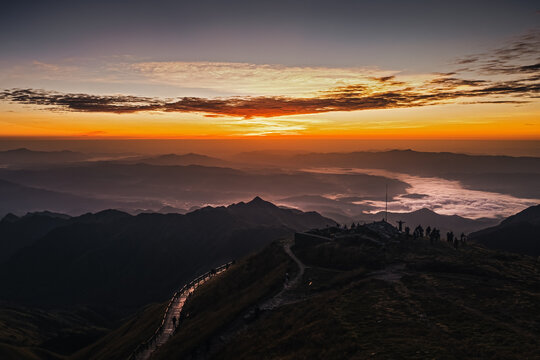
left=367, top=263, right=406, bottom=282
left=259, top=241, right=307, bottom=310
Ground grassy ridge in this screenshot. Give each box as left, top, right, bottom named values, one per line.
left=0, top=305, right=112, bottom=360
left=153, top=240, right=295, bottom=359
left=70, top=303, right=166, bottom=360
left=0, top=342, right=61, bottom=360
left=152, top=232, right=540, bottom=359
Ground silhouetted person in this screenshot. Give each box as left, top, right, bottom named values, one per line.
left=413, top=225, right=424, bottom=239
left=431, top=228, right=440, bottom=242
left=447, top=231, right=454, bottom=243
left=351, top=222, right=356, bottom=229
left=405, top=226, right=410, bottom=236
left=397, top=220, right=405, bottom=232
left=172, top=316, right=177, bottom=328
left=453, top=238, right=459, bottom=249
left=429, top=229, right=437, bottom=244
left=426, top=226, right=431, bottom=237
left=460, top=232, right=466, bottom=245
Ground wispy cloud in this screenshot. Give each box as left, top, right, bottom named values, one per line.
left=1, top=30, right=539, bottom=119
left=456, top=30, right=540, bottom=75
left=1, top=75, right=537, bottom=119
left=129, top=61, right=396, bottom=96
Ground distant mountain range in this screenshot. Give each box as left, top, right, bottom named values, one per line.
left=123, top=153, right=231, bottom=167
left=0, top=178, right=164, bottom=218
left=0, top=197, right=333, bottom=310
left=0, top=161, right=408, bottom=210
left=357, top=208, right=499, bottom=235
left=233, top=149, right=540, bottom=174
left=0, top=148, right=91, bottom=167
left=233, top=149, right=540, bottom=198
left=0, top=178, right=115, bottom=218
left=277, top=195, right=499, bottom=234
left=470, top=204, right=540, bottom=256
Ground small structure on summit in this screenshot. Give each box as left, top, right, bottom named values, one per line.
left=365, top=220, right=401, bottom=239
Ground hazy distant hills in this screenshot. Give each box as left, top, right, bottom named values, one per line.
left=277, top=195, right=499, bottom=234
left=0, top=178, right=166, bottom=218
left=295, top=150, right=540, bottom=198
left=0, top=162, right=408, bottom=209
left=1, top=148, right=537, bottom=228
left=290, top=149, right=540, bottom=174
left=470, top=204, right=540, bottom=256
left=0, top=197, right=333, bottom=310
left=234, top=149, right=540, bottom=198
left=0, top=211, right=72, bottom=262
left=357, top=208, right=499, bottom=235
left=0, top=178, right=116, bottom=218
left=0, top=148, right=91, bottom=167
left=277, top=195, right=373, bottom=224
left=124, top=153, right=231, bottom=167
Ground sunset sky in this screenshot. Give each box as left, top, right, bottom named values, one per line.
left=1, top=0, right=539, bottom=139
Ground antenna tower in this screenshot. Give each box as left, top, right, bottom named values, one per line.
left=385, top=184, right=388, bottom=222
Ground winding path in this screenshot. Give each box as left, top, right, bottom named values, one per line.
left=129, top=263, right=232, bottom=360
left=260, top=240, right=307, bottom=310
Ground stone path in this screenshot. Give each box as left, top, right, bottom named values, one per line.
left=129, top=264, right=231, bottom=360
left=260, top=241, right=307, bottom=310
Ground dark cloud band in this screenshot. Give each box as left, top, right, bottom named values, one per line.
left=1, top=77, right=538, bottom=118
left=1, top=31, right=538, bottom=119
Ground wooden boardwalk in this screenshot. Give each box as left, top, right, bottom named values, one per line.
left=129, top=263, right=232, bottom=360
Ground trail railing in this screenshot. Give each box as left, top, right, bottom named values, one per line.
left=128, top=261, right=234, bottom=360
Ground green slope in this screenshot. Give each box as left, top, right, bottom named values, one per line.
left=153, top=240, right=295, bottom=359
left=70, top=303, right=165, bottom=360
left=150, top=228, right=540, bottom=360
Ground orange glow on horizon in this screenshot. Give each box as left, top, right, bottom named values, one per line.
left=1, top=96, right=539, bottom=140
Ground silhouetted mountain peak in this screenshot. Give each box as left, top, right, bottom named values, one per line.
left=411, top=208, right=436, bottom=215
left=501, top=204, right=540, bottom=226
left=77, top=209, right=132, bottom=223
left=227, top=196, right=275, bottom=210
left=96, top=209, right=131, bottom=217
left=1, top=213, right=19, bottom=223
left=246, top=196, right=276, bottom=208
left=470, top=204, right=540, bottom=256
left=7, top=148, right=32, bottom=153
left=23, top=211, right=71, bottom=220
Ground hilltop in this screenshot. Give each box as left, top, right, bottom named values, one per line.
left=470, top=204, right=540, bottom=256
left=2, top=201, right=539, bottom=359
left=0, top=198, right=333, bottom=359
left=357, top=207, right=499, bottom=235
left=146, top=220, right=540, bottom=360
left=0, top=197, right=333, bottom=308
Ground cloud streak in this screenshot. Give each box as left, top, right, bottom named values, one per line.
left=1, top=75, right=538, bottom=119
left=456, top=30, right=540, bottom=75
left=1, top=30, right=539, bottom=119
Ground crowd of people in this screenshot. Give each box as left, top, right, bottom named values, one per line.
left=406, top=223, right=467, bottom=249
left=338, top=220, right=468, bottom=249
